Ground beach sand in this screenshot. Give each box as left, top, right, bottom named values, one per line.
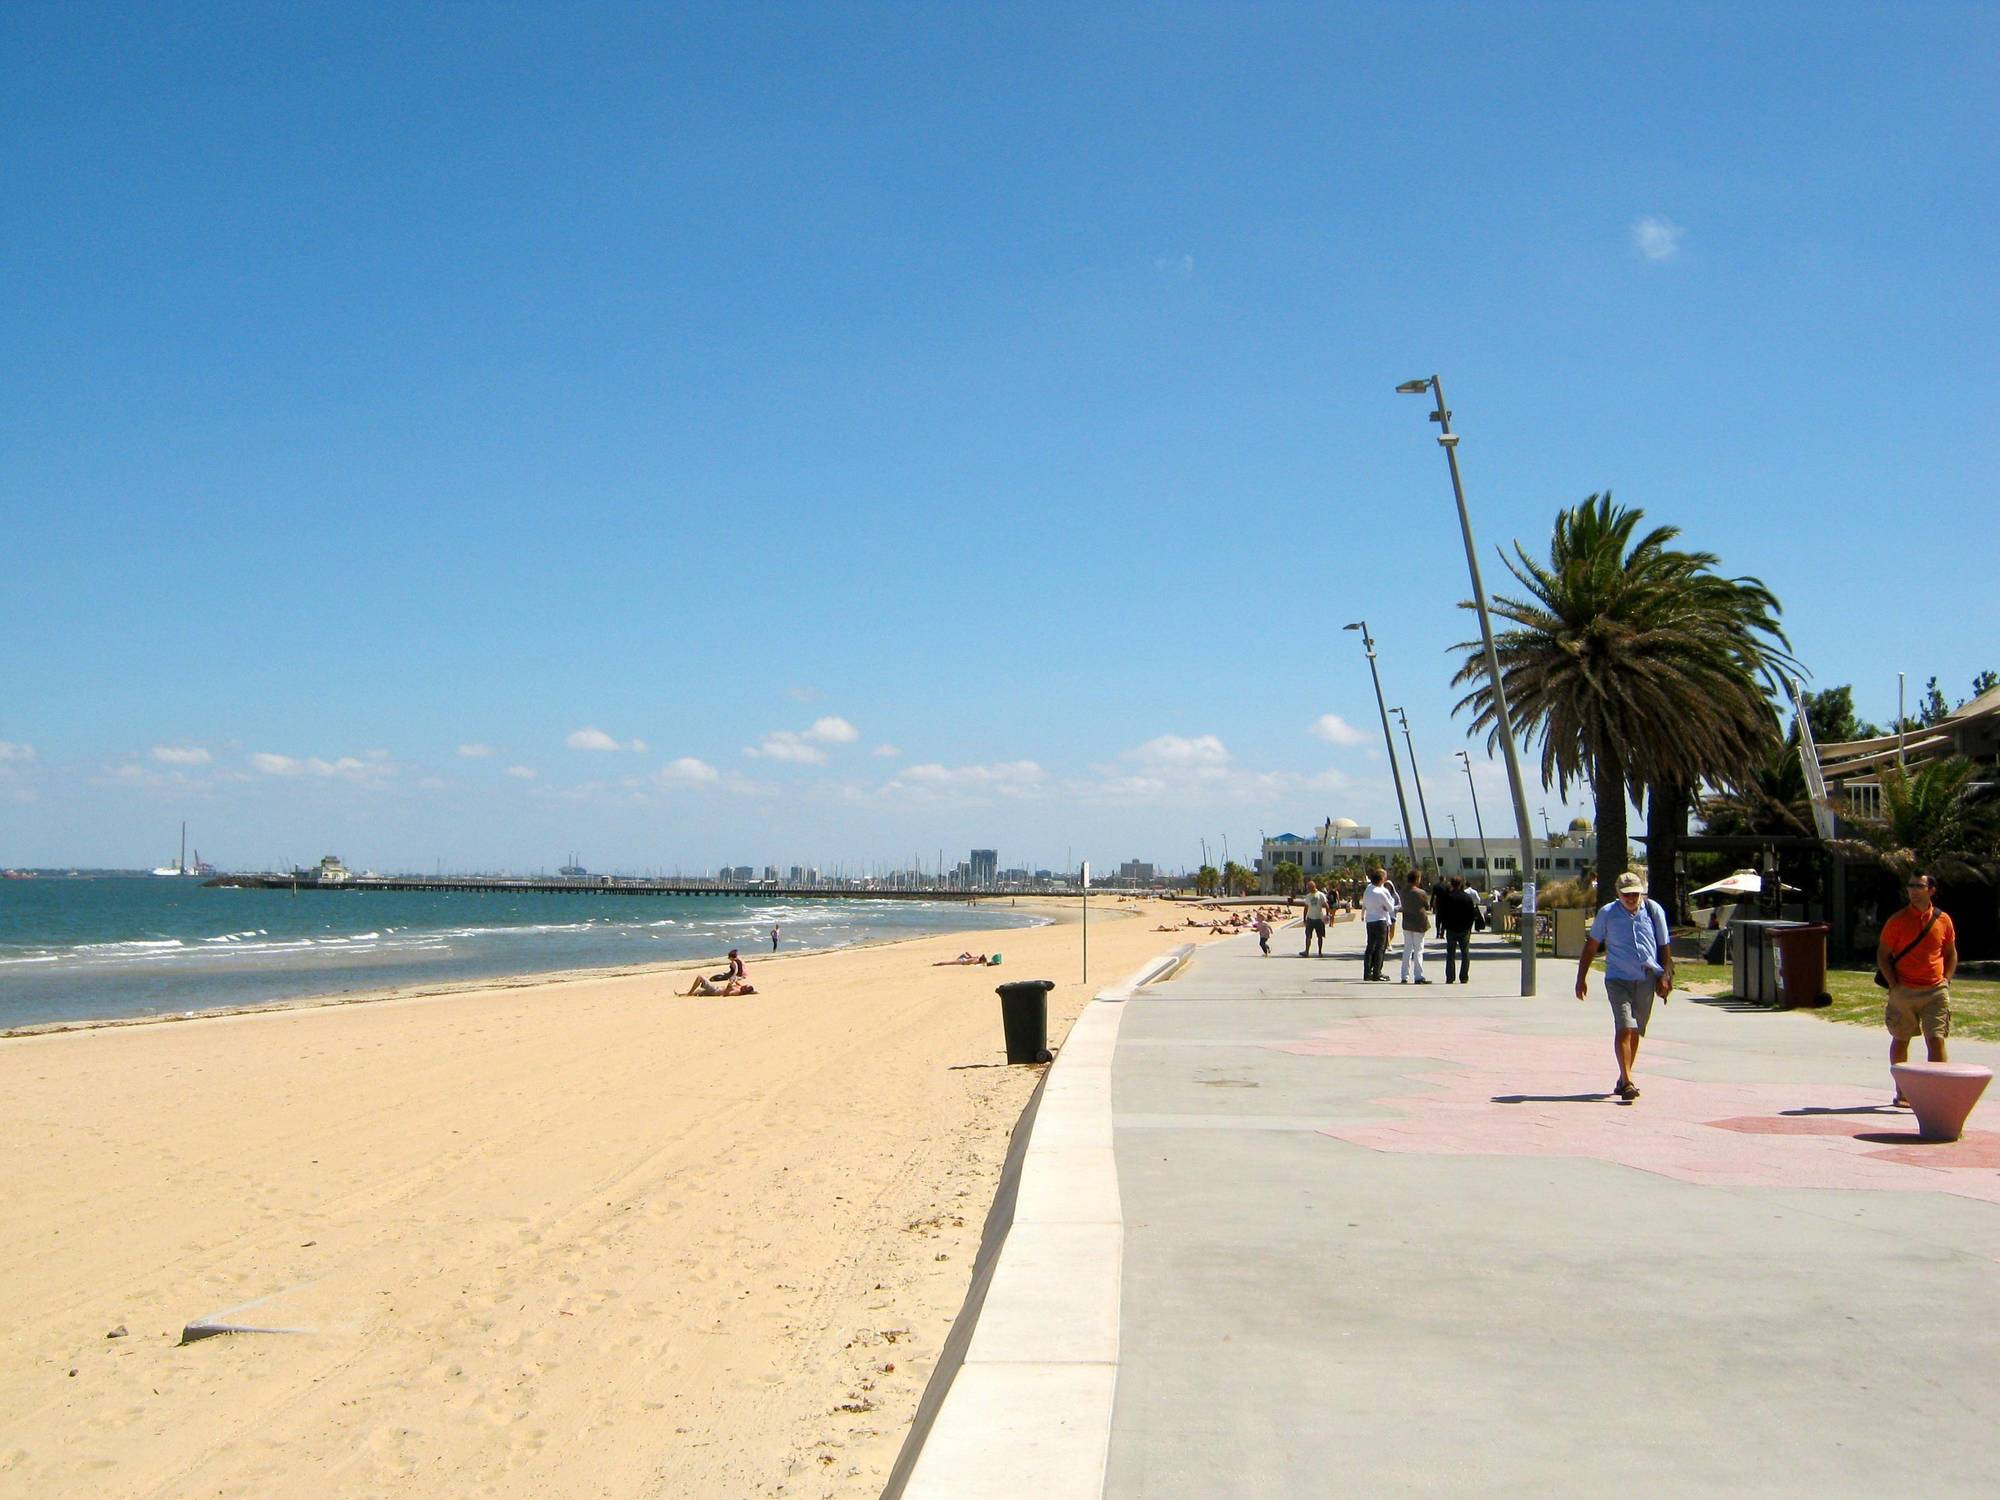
left=0, top=893, right=1253, bottom=1497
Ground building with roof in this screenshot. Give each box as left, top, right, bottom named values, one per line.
left=1810, top=682, right=2000, bottom=821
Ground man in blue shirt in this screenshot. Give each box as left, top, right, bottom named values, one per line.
left=1574, top=871, right=1674, bottom=1102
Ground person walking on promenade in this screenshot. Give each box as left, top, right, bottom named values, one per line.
left=1879, top=872, right=1956, bottom=1107
left=1574, top=872, right=1673, bottom=1102
left=1435, top=875, right=1479, bottom=984
left=1398, top=871, right=1431, bottom=984
left=1361, top=867, right=1397, bottom=981
left=1253, top=913, right=1273, bottom=956
left=1299, top=880, right=1330, bottom=957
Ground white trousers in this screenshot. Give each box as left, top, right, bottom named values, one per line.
left=1400, top=930, right=1427, bottom=982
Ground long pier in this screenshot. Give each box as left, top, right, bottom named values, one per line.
left=205, top=874, right=991, bottom=900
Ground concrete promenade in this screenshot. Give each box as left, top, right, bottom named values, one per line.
left=895, top=917, right=2000, bottom=1499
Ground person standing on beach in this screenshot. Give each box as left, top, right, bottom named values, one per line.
left=1361, top=868, right=1396, bottom=981
left=1299, top=881, right=1330, bottom=957
left=1574, top=873, right=1673, bottom=1102
left=771, top=925, right=780, bottom=952
left=1398, top=871, right=1431, bottom=984
left=1434, top=875, right=1479, bottom=984
left=1879, top=872, right=1955, bottom=1106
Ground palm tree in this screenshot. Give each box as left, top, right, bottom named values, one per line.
left=1272, top=861, right=1304, bottom=898
left=1454, top=494, right=1798, bottom=902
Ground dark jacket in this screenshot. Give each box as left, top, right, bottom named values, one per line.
left=1435, top=889, right=1481, bottom=935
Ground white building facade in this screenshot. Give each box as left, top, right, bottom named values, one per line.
left=1258, top=818, right=1600, bottom=894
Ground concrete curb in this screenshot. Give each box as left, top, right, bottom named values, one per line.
left=886, top=950, right=1186, bottom=1499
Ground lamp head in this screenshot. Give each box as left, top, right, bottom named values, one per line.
left=1436, top=432, right=1459, bottom=448
left=1396, top=378, right=1433, bottom=395
left=1343, top=622, right=1362, bottom=632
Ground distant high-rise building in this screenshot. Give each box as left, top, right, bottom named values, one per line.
left=969, top=849, right=998, bottom=887
left=1119, top=860, right=1156, bottom=883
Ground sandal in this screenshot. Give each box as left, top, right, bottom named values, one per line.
left=1615, top=1080, right=1640, bottom=1101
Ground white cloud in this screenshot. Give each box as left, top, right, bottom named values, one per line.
left=151, top=744, right=211, bottom=765
left=1633, top=216, right=1686, bottom=261
left=0, top=742, right=36, bottom=763
left=655, top=756, right=721, bottom=786
left=506, top=765, right=538, bottom=780
left=567, top=727, right=647, bottom=753
left=872, top=744, right=902, bottom=758
left=882, top=760, right=1045, bottom=803
left=808, top=716, right=858, bottom=744
left=1310, top=714, right=1366, bottom=747
left=746, top=735, right=827, bottom=764
left=746, top=716, right=858, bottom=763
left=249, top=752, right=394, bottom=781
left=1125, top=733, right=1230, bottom=767
left=457, top=743, right=496, bottom=758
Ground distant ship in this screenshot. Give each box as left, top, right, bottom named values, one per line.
left=151, top=822, right=213, bottom=877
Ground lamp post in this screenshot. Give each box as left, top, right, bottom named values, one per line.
left=1398, top=374, right=1539, bottom=996
left=1456, top=749, right=1491, bottom=878
left=1392, top=706, right=1440, bottom=877
left=1344, top=620, right=1420, bottom=874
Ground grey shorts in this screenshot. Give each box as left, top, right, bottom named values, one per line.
left=1605, top=976, right=1656, bottom=1036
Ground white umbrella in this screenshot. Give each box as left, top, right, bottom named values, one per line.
left=1690, top=868, right=1798, bottom=901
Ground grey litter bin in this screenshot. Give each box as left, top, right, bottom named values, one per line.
left=1730, top=919, right=1801, bottom=1006
left=995, top=979, right=1055, bottom=1064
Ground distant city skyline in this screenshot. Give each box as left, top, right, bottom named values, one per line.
left=4, top=6, right=1993, bottom=870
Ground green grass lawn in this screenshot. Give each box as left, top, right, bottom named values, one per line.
left=1676, top=959, right=2000, bottom=1043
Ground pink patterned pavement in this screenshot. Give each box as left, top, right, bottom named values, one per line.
left=1272, top=1013, right=2000, bottom=1206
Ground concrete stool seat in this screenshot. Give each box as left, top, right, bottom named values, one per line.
left=1891, top=1062, right=1993, bottom=1142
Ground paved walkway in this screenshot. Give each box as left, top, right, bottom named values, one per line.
left=894, top=919, right=2000, bottom=1499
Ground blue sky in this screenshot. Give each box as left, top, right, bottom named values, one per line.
left=4, top=3, right=1995, bottom=873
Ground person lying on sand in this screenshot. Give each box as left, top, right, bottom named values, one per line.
left=932, top=952, right=993, bottom=966
left=685, top=974, right=757, bottom=996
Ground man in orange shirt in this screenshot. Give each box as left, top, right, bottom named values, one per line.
left=1877, top=872, right=1957, bottom=1106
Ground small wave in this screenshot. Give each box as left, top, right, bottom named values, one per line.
left=76, top=939, right=185, bottom=953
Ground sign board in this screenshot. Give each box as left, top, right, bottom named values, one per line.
left=1520, top=881, right=1537, bottom=916
left=1081, top=861, right=1090, bottom=889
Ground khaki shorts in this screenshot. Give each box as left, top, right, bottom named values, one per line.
left=1885, top=983, right=1951, bottom=1041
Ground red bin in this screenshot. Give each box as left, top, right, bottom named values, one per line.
left=1771, top=923, right=1831, bottom=1009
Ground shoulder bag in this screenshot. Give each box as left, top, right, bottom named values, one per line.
left=1874, top=910, right=1940, bottom=989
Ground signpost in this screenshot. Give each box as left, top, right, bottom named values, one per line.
left=1081, top=861, right=1090, bottom=983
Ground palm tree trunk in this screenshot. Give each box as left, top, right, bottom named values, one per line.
left=1595, top=739, right=1629, bottom=896
left=1646, top=779, right=1691, bottom=924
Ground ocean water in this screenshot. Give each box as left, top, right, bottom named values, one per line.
left=0, top=878, right=1046, bottom=1030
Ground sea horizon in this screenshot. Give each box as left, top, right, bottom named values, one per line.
left=0, top=877, right=1050, bottom=1031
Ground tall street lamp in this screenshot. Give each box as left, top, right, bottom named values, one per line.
left=1344, top=620, right=1420, bottom=874
left=1392, top=706, right=1440, bottom=876
left=1399, top=374, right=1539, bottom=996
left=1456, top=749, right=1491, bottom=877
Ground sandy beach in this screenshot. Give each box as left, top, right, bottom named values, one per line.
left=0, top=893, right=1256, bottom=1497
